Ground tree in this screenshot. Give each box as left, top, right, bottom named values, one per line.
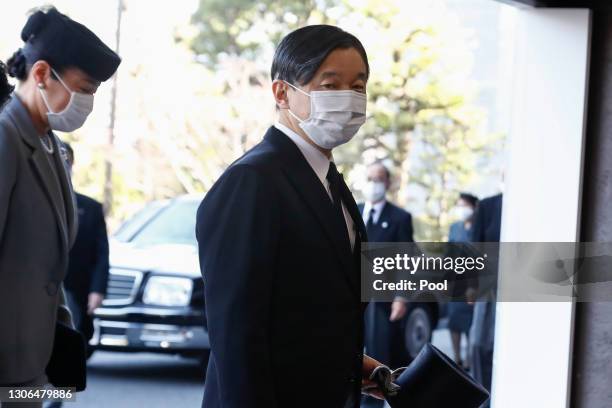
left=189, top=0, right=337, bottom=66
left=186, top=0, right=502, bottom=241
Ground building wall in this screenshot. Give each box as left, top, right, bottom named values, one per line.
left=572, top=8, right=612, bottom=408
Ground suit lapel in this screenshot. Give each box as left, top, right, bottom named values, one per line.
left=265, top=127, right=355, bottom=278
left=49, top=133, right=77, bottom=244
left=5, top=96, right=70, bottom=254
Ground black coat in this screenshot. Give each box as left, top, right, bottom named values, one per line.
left=467, top=193, right=503, bottom=295
left=0, top=96, right=77, bottom=383
left=196, top=126, right=367, bottom=408
left=64, top=193, right=109, bottom=302
left=359, top=202, right=414, bottom=369
left=471, top=194, right=503, bottom=243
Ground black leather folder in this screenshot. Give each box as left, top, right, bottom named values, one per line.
left=45, top=321, right=87, bottom=391
left=386, top=343, right=489, bottom=408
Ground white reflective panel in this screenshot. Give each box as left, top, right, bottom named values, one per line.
left=493, top=8, right=591, bottom=408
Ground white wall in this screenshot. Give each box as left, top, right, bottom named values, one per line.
left=492, top=8, right=591, bottom=408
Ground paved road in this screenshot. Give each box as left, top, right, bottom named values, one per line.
left=68, top=351, right=205, bottom=408
left=63, top=323, right=460, bottom=408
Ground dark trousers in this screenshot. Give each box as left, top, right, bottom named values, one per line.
left=364, top=303, right=410, bottom=369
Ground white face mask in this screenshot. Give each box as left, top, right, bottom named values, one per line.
left=39, top=67, right=94, bottom=132
left=363, top=181, right=386, bottom=203
left=285, top=81, right=366, bottom=149
left=455, top=206, right=474, bottom=221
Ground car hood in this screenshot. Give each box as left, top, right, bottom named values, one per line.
left=110, top=239, right=201, bottom=277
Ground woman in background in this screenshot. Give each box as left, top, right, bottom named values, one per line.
left=0, top=7, right=119, bottom=406
left=447, top=192, right=479, bottom=369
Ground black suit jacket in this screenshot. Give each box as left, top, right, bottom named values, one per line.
left=64, top=193, right=110, bottom=303
left=358, top=201, right=414, bottom=243
left=196, top=126, right=367, bottom=408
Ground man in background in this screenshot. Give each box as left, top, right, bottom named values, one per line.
left=359, top=161, right=414, bottom=408
left=61, top=143, right=109, bottom=357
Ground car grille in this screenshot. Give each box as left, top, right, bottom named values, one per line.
left=103, top=269, right=143, bottom=305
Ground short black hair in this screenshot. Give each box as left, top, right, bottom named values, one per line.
left=271, top=25, right=369, bottom=86
left=369, top=160, right=391, bottom=182
left=459, top=192, right=478, bottom=208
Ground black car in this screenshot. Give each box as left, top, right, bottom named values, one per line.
left=91, top=196, right=209, bottom=363
left=91, top=195, right=442, bottom=364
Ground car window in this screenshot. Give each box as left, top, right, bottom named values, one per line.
left=114, top=201, right=167, bottom=243
left=129, top=200, right=199, bottom=247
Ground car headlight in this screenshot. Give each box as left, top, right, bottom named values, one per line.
left=143, top=276, right=193, bottom=306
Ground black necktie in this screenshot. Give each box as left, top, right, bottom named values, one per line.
left=326, top=162, right=348, bottom=232
left=366, top=208, right=376, bottom=231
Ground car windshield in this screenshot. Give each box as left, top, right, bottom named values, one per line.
left=113, top=201, right=167, bottom=243
left=128, top=199, right=200, bottom=248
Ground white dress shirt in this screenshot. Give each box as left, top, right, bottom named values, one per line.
left=362, top=199, right=386, bottom=225
left=274, top=122, right=356, bottom=250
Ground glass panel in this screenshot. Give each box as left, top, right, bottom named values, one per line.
left=130, top=200, right=199, bottom=247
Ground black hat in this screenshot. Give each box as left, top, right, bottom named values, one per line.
left=386, top=343, right=489, bottom=408
left=20, top=7, right=120, bottom=82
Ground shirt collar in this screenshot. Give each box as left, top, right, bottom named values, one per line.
left=274, top=121, right=331, bottom=185
left=363, top=199, right=386, bottom=221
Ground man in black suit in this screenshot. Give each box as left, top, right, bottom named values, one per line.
left=196, top=26, right=385, bottom=408
left=61, top=143, right=109, bottom=355
left=467, top=193, right=503, bottom=406
left=359, top=161, right=414, bottom=408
